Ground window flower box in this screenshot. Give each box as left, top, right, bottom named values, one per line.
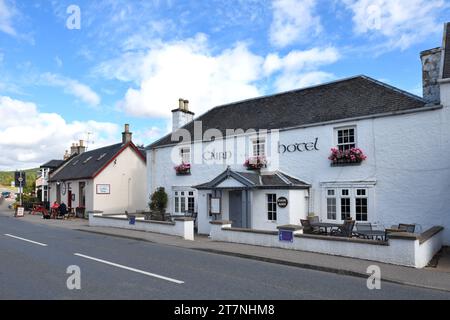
left=329, top=148, right=367, bottom=167
left=174, top=163, right=191, bottom=175
left=244, top=156, right=267, bottom=170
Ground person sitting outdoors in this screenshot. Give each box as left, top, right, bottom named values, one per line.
left=58, top=202, right=68, bottom=219
left=50, top=201, right=59, bottom=219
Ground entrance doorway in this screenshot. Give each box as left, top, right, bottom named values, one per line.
left=229, top=191, right=243, bottom=228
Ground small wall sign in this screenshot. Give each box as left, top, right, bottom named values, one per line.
left=96, top=184, right=110, bottom=194
left=277, top=197, right=289, bottom=208
left=210, top=197, right=222, bottom=215
left=279, top=230, right=294, bottom=243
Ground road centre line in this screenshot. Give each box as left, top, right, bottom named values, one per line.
left=74, top=253, right=185, bottom=284
left=4, top=234, right=48, bottom=247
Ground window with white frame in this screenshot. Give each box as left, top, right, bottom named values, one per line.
left=355, top=189, right=368, bottom=222
left=180, top=147, right=191, bottom=164
left=267, top=194, right=277, bottom=221
left=326, top=190, right=337, bottom=220
left=252, top=139, right=266, bottom=157
left=340, top=189, right=351, bottom=220
left=336, top=127, right=356, bottom=151
left=323, top=186, right=372, bottom=222
left=173, top=190, right=196, bottom=215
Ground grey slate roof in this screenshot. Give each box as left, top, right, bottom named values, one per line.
left=443, top=23, right=450, bottom=79
left=194, top=168, right=310, bottom=190
left=40, top=160, right=64, bottom=169
left=148, top=75, right=426, bottom=149
left=49, top=143, right=125, bottom=182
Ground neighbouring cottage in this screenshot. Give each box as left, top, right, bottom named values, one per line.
left=146, top=23, right=450, bottom=246
left=48, top=124, right=147, bottom=215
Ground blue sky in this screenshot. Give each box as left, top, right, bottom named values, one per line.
left=0, top=0, right=449, bottom=170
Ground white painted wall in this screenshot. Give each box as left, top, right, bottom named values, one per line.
left=148, top=85, right=450, bottom=244
left=48, top=179, right=94, bottom=211
left=94, top=147, right=147, bottom=214
left=210, top=223, right=443, bottom=268
left=89, top=214, right=194, bottom=240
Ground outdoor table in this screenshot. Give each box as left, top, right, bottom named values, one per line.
left=310, top=222, right=343, bottom=235
left=356, top=230, right=387, bottom=241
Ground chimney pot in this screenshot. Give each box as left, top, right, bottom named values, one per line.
left=122, top=124, right=132, bottom=144
left=184, top=100, right=189, bottom=111
left=179, top=98, right=184, bottom=109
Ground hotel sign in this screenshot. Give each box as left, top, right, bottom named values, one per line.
left=278, top=138, right=319, bottom=154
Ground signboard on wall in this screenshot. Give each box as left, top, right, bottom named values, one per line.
left=277, top=197, right=289, bottom=208
left=96, top=184, right=110, bottom=194
left=279, top=230, right=293, bottom=243
left=210, top=197, right=222, bottom=215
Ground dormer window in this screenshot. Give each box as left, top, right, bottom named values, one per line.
left=72, top=160, right=79, bottom=166
left=83, top=156, right=93, bottom=164
left=97, top=153, right=107, bottom=161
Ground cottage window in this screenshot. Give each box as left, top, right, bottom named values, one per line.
left=252, top=139, right=266, bottom=157
left=173, top=190, right=196, bottom=215
left=267, top=194, right=277, bottom=221
left=323, top=186, right=372, bottom=222
left=336, top=127, right=356, bottom=151
left=180, top=147, right=191, bottom=164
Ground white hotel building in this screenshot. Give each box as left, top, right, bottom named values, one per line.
left=146, top=23, right=450, bottom=245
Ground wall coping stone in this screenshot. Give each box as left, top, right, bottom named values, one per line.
left=277, top=224, right=304, bottom=231
left=210, top=220, right=233, bottom=225
left=222, top=227, right=278, bottom=236
left=93, top=214, right=176, bottom=226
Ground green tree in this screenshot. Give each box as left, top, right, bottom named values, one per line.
left=149, top=187, right=168, bottom=213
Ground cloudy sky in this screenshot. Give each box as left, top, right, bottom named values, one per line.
left=0, top=0, right=449, bottom=170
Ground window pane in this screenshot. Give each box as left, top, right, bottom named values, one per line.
left=267, top=194, right=277, bottom=221
left=188, top=197, right=195, bottom=212
left=341, top=198, right=351, bottom=220
left=342, top=189, right=349, bottom=196
left=327, top=198, right=336, bottom=220
left=174, top=197, right=179, bottom=213
left=180, top=197, right=186, bottom=212
left=356, top=198, right=368, bottom=222
left=327, top=190, right=335, bottom=196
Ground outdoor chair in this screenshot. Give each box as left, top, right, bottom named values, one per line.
left=331, top=220, right=355, bottom=238
left=301, top=219, right=322, bottom=235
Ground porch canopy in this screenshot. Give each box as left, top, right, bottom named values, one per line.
left=194, top=167, right=310, bottom=191
left=194, top=168, right=310, bottom=230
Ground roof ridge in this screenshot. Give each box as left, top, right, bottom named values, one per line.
left=359, top=75, right=426, bottom=102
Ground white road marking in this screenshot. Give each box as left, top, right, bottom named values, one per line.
left=4, top=234, right=48, bottom=247
left=74, top=253, right=184, bottom=284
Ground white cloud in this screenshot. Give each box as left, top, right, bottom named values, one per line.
left=0, top=0, right=16, bottom=36
left=269, top=0, right=322, bottom=48
left=342, top=0, right=448, bottom=50
left=55, top=56, right=63, bottom=68
left=41, top=73, right=101, bottom=107
left=97, top=34, right=340, bottom=119
left=0, top=96, right=119, bottom=170
left=275, top=71, right=336, bottom=92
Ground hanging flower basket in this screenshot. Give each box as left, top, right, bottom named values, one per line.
left=329, top=148, right=367, bottom=166
left=174, top=163, right=191, bottom=175
left=244, top=156, right=267, bottom=170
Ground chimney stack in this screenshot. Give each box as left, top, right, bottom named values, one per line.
left=122, top=124, right=132, bottom=144
left=78, top=140, right=87, bottom=154
left=172, top=98, right=195, bottom=132
left=421, top=47, right=442, bottom=104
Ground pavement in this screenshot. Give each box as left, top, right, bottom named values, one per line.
left=1, top=199, right=450, bottom=296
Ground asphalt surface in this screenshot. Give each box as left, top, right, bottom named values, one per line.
left=1, top=210, right=450, bottom=300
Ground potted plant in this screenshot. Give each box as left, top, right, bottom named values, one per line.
left=244, top=156, right=267, bottom=170
left=148, top=187, right=168, bottom=221
left=174, top=162, right=191, bottom=175
left=329, top=148, right=367, bottom=166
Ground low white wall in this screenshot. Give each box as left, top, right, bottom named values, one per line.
left=209, top=222, right=444, bottom=268
left=89, top=214, right=194, bottom=241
